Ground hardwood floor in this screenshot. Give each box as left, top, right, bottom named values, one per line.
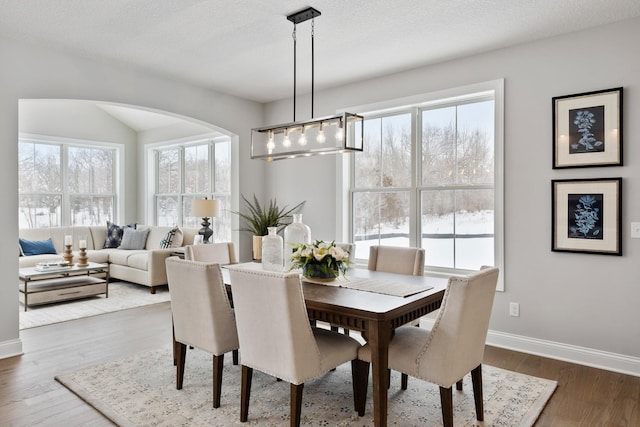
left=1, top=301, right=638, bottom=426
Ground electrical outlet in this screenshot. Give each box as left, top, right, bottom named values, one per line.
left=509, top=302, right=520, bottom=317
left=631, top=222, right=640, bottom=238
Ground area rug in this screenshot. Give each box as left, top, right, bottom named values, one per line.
left=20, top=282, right=170, bottom=329
left=56, top=346, right=556, bottom=426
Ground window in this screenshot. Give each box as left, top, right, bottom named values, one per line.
left=19, top=138, right=118, bottom=228
left=154, top=138, right=232, bottom=242
left=349, top=81, right=504, bottom=283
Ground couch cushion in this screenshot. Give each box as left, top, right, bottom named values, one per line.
left=119, top=228, right=150, bottom=250
left=85, top=249, right=111, bottom=264
left=108, top=250, right=135, bottom=266
left=127, top=252, right=149, bottom=270
left=103, top=221, right=136, bottom=248
left=19, top=254, right=63, bottom=268
left=19, top=238, right=57, bottom=256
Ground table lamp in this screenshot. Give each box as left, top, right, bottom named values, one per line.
left=191, top=198, right=219, bottom=244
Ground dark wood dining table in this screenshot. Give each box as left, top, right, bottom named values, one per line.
left=220, top=265, right=448, bottom=427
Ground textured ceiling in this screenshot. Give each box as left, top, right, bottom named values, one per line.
left=2, top=0, right=640, bottom=103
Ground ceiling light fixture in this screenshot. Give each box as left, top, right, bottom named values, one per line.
left=251, top=7, right=364, bottom=161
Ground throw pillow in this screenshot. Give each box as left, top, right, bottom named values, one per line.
left=103, top=221, right=137, bottom=248
left=119, top=227, right=150, bottom=250
left=19, top=238, right=57, bottom=256
left=172, top=226, right=184, bottom=247
left=159, top=225, right=180, bottom=249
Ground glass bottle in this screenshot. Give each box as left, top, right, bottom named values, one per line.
left=261, top=227, right=283, bottom=272
left=284, top=214, right=311, bottom=269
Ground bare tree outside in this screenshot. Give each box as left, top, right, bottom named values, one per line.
left=352, top=97, right=495, bottom=270
left=19, top=141, right=115, bottom=228
left=155, top=140, right=232, bottom=242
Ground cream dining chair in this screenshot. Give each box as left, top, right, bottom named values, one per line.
left=184, top=242, right=239, bottom=364
left=368, top=245, right=425, bottom=387
left=228, top=267, right=367, bottom=427
left=165, top=257, right=240, bottom=408
left=184, top=242, right=237, bottom=264
left=358, top=266, right=500, bottom=427
left=367, top=245, right=425, bottom=276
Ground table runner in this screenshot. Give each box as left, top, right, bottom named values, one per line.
left=306, top=276, right=433, bottom=297
left=226, top=263, right=434, bottom=297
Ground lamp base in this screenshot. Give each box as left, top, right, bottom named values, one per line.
left=199, top=217, right=213, bottom=244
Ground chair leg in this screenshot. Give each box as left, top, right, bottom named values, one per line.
left=471, top=364, right=484, bottom=421
left=176, top=342, right=187, bottom=390
left=240, top=365, right=253, bottom=422
left=212, top=354, right=224, bottom=408
left=232, top=349, right=239, bottom=365
left=351, top=359, right=369, bottom=416
left=401, top=373, right=408, bottom=390
left=172, top=320, right=177, bottom=366
left=439, top=386, right=454, bottom=427
left=290, top=383, right=304, bottom=427
left=456, top=379, right=463, bottom=390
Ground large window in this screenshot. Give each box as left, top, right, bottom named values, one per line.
left=154, top=138, right=232, bottom=242
left=19, top=139, right=118, bottom=228
left=350, top=81, right=504, bottom=282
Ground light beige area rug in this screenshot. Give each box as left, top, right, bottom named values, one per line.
left=20, top=282, right=170, bottom=329
left=56, top=346, right=556, bottom=426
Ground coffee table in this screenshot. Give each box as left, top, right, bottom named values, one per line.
left=19, top=262, right=109, bottom=311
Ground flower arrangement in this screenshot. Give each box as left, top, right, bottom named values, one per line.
left=289, top=240, right=351, bottom=280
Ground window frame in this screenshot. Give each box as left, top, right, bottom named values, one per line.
left=150, top=136, right=233, bottom=242
left=18, top=134, right=122, bottom=228
left=342, top=79, right=504, bottom=290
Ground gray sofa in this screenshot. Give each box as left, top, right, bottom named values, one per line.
left=19, top=225, right=197, bottom=293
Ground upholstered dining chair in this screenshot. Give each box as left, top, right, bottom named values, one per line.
left=367, top=245, right=425, bottom=276
left=184, top=242, right=239, bottom=363
left=358, top=267, right=500, bottom=427
left=184, top=242, right=237, bottom=264
left=165, top=257, right=240, bottom=408
left=367, top=245, right=425, bottom=386
left=228, top=267, right=367, bottom=427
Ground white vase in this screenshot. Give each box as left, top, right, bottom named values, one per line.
left=261, top=227, right=283, bottom=272
left=284, top=214, right=311, bottom=269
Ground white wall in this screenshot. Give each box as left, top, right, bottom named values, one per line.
left=0, top=37, right=265, bottom=358
left=263, top=17, right=640, bottom=373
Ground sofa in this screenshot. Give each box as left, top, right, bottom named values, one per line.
left=19, top=225, right=198, bottom=293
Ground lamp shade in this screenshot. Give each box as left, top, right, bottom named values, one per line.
left=191, top=199, right=219, bottom=218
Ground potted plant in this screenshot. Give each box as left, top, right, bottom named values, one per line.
left=231, top=194, right=304, bottom=260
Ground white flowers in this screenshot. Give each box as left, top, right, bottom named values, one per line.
left=289, top=240, right=351, bottom=278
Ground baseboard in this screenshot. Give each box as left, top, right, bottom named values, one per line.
left=419, top=318, right=640, bottom=377
left=0, top=338, right=24, bottom=360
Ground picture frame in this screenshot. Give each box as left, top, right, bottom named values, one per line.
left=552, top=87, right=623, bottom=169
left=551, top=178, right=621, bottom=255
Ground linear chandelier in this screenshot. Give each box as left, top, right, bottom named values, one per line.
left=251, top=7, right=364, bottom=161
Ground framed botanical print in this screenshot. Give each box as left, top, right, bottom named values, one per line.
left=552, top=87, right=623, bottom=168
left=552, top=178, right=621, bottom=255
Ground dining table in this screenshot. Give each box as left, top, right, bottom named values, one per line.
left=220, top=263, right=448, bottom=427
